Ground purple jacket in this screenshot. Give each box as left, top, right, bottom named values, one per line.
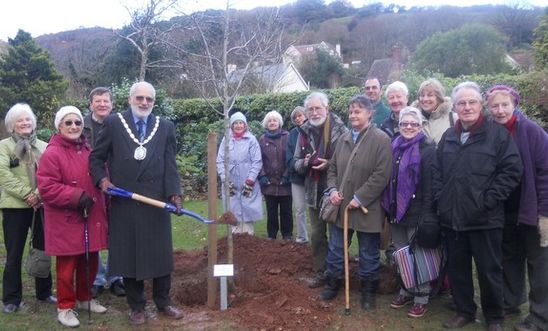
left=514, top=111, right=548, bottom=225
left=259, top=130, right=291, bottom=196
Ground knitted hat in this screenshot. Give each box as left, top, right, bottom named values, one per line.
left=230, top=111, right=247, bottom=126
left=485, top=85, right=520, bottom=106
left=54, top=106, right=84, bottom=129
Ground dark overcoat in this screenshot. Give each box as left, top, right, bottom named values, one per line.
left=89, top=109, right=181, bottom=280
left=326, top=126, right=392, bottom=233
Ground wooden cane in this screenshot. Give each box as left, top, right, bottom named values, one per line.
left=344, top=205, right=351, bottom=315
left=344, top=204, right=368, bottom=316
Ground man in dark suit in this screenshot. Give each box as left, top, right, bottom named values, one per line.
left=89, top=81, right=183, bottom=325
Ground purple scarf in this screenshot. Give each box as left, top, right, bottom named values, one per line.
left=382, top=132, right=425, bottom=222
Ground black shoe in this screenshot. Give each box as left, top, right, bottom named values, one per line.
left=515, top=321, right=543, bottom=331
left=91, top=285, right=104, bottom=298
left=39, top=295, right=57, bottom=304
left=308, top=272, right=327, bottom=289
left=110, top=280, right=126, bottom=297
left=3, top=303, right=18, bottom=314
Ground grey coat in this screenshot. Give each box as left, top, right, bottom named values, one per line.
left=89, top=110, right=181, bottom=280
left=327, top=126, right=392, bottom=233
left=216, top=130, right=264, bottom=223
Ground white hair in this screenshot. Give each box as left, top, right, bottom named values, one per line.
left=399, top=106, right=424, bottom=126
left=4, top=103, right=37, bottom=133
left=129, top=81, right=156, bottom=98
left=451, top=81, right=482, bottom=103
left=385, top=81, right=409, bottom=98
left=262, top=110, right=284, bottom=128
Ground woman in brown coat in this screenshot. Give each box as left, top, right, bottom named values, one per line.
left=321, top=95, right=392, bottom=310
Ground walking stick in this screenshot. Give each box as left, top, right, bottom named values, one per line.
left=83, top=208, right=93, bottom=324
left=344, top=204, right=369, bottom=316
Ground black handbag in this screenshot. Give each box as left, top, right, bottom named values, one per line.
left=415, top=215, right=441, bottom=249
left=25, top=211, right=51, bottom=278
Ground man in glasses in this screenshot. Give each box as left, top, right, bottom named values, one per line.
left=432, top=81, right=522, bottom=331
left=364, top=77, right=390, bottom=126
left=82, top=87, right=126, bottom=299
left=89, top=81, right=184, bottom=325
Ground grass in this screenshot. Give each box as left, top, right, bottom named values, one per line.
left=0, top=199, right=527, bottom=330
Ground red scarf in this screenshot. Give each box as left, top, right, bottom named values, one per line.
left=455, top=112, right=485, bottom=136
left=503, top=114, right=518, bottom=137
left=232, top=128, right=246, bottom=140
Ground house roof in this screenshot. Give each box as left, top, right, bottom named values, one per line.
left=229, top=62, right=308, bottom=92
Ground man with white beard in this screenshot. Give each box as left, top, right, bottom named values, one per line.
left=294, top=92, right=349, bottom=288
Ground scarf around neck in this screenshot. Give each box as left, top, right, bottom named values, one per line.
left=265, top=128, right=283, bottom=139
left=381, top=131, right=425, bottom=222
left=11, top=131, right=41, bottom=189
left=300, top=113, right=334, bottom=182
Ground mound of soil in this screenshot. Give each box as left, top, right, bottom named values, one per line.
left=170, top=234, right=398, bottom=330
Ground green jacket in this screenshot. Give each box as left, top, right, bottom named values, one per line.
left=0, top=136, right=47, bottom=209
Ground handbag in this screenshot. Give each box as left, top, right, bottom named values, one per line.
left=393, top=244, right=442, bottom=290
left=25, top=211, right=51, bottom=278
left=319, top=194, right=339, bottom=223
left=319, top=127, right=371, bottom=223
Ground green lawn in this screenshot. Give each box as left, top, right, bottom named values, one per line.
left=0, top=200, right=528, bottom=330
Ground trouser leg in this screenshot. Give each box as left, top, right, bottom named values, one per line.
left=124, top=278, right=146, bottom=311
left=2, top=209, right=32, bottom=306
left=292, top=184, right=308, bottom=241
left=265, top=195, right=279, bottom=239
left=502, top=219, right=527, bottom=309
left=523, top=224, right=548, bottom=331
left=32, top=210, right=53, bottom=300
left=325, top=223, right=347, bottom=277
left=152, top=274, right=172, bottom=310
left=444, top=228, right=477, bottom=319
left=56, top=255, right=77, bottom=309
left=471, top=229, right=504, bottom=325
left=279, top=195, right=293, bottom=239
left=309, top=207, right=328, bottom=272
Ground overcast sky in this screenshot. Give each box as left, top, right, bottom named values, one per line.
left=1, top=0, right=545, bottom=41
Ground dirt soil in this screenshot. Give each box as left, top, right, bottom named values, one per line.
left=167, top=234, right=399, bottom=331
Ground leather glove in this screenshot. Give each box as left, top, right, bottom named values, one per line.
left=99, top=177, right=115, bottom=193
left=228, top=181, right=236, bottom=196
left=258, top=176, right=270, bottom=186
left=241, top=179, right=254, bottom=198
left=170, top=195, right=183, bottom=214
left=539, top=215, right=548, bottom=248
left=78, top=192, right=95, bottom=217
left=280, top=176, right=290, bottom=186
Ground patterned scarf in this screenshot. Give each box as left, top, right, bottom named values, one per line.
left=11, top=131, right=41, bottom=189
left=382, top=131, right=424, bottom=222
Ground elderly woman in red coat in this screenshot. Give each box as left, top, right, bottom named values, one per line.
left=37, top=106, right=108, bottom=328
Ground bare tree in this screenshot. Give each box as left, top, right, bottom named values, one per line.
left=118, top=0, right=181, bottom=80
left=167, top=2, right=285, bottom=264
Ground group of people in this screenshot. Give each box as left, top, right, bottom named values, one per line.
left=1, top=82, right=184, bottom=327
left=216, top=77, right=546, bottom=331
left=1, top=77, right=546, bottom=331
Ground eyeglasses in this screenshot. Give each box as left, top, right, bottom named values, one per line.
left=455, top=99, right=480, bottom=108
left=64, top=120, right=82, bottom=127
left=399, top=121, right=420, bottom=128
left=135, top=96, right=155, bottom=103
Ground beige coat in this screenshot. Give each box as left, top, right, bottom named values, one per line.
left=412, top=97, right=455, bottom=144
left=326, top=126, right=392, bottom=233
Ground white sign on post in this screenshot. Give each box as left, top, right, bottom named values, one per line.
left=214, top=264, right=234, bottom=310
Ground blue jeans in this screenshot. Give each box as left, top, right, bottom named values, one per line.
left=326, top=223, right=380, bottom=279
left=93, top=254, right=122, bottom=287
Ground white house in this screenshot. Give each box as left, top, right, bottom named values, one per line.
left=229, top=62, right=309, bottom=93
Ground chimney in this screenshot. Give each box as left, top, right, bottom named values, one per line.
left=336, top=44, right=341, bottom=58
left=391, top=44, right=402, bottom=64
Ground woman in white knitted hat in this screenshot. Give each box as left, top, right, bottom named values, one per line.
left=37, top=106, right=108, bottom=327
left=216, top=111, right=264, bottom=234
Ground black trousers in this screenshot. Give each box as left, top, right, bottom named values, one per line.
left=265, top=195, right=293, bottom=239
left=2, top=208, right=53, bottom=305
left=444, top=228, right=504, bottom=325
left=503, top=220, right=548, bottom=331
left=124, top=274, right=171, bottom=311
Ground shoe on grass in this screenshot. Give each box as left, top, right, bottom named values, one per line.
left=57, top=308, right=80, bottom=327
left=77, top=299, right=107, bottom=314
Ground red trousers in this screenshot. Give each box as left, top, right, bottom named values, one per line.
left=56, top=253, right=98, bottom=309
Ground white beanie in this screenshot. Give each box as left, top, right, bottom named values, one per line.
left=54, top=106, right=84, bottom=129
left=230, top=111, right=247, bottom=126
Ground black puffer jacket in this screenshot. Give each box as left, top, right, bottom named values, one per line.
left=432, top=120, right=522, bottom=231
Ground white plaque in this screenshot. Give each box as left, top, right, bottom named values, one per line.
left=214, top=264, right=234, bottom=277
